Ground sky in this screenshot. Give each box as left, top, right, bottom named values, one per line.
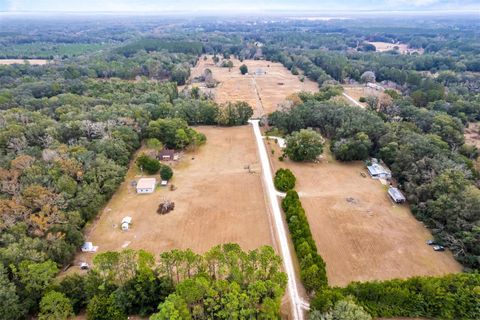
left=0, top=0, right=479, bottom=13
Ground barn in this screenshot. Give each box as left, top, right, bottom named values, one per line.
left=136, top=178, right=156, bottom=194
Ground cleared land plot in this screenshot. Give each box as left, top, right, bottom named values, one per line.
left=0, top=59, right=49, bottom=65
left=70, top=126, right=273, bottom=272
left=367, top=41, right=424, bottom=55
left=188, top=55, right=318, bottom=117
left=265, top=139, right=462, bottom=287
left=342, top=85, right=390, bottom=107
left=465, top=122, right=480, bottom=148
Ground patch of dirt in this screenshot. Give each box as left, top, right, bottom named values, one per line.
left=186, top=55, right=319, bottom=117
left=465, top=122, right=480, bottom=149
left=366, top=42, right=424, bottom=55
left=67, top=126, right=274, bottom=273
left=265, top=139, right=462, bottom=287
left=0, top=59, right=49, bottom=65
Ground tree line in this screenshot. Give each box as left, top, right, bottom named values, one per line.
left=20, top=244, right=287, bottom=320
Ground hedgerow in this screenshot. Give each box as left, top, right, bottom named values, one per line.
left=281, top=190, right=328, bottom=292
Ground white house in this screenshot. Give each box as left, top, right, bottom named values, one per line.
left=136, top=178, right=156, bottom=194
left=367, top=163, right=391, bottom=180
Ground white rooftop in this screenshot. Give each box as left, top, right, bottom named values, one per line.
left=136, top=178, right=156, bottom=189
left=367, top=163, right=390, bottom=176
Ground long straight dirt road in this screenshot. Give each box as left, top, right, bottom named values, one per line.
left=250, top=119, right=307, bottom=320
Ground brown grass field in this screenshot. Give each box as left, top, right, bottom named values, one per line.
left=465, top=122, right=480, bottom=148
left=342, top=85, right=391, bottom=107
left=366, top=42, right=424, bottom=55
left=68, top=126, right=274, bottom=273
left=187, top=55, right=318, bottom=117
left=265, top=139, right=462, bottom=287
left=0, top=59, right=49, bottom=65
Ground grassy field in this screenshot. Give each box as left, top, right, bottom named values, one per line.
left=265, top=138, right=462, bottom=287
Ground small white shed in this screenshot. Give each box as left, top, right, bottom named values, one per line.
left=81, top=242, right=98, bottom=252
left=136, top=178, right=156, bottom=194
left=121, top=216, right=132, bottom=231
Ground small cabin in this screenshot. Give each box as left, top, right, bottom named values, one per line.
left=388, top=187, right=406, bottom=203
left=158, top=149, right=175, bottom=161
left=136, top=178, right=156, bottom=194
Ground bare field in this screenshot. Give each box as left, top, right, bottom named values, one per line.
left=69, top=126, right=274, bottom=273
left=265, top=139, right=462, bottom=287
left=342, top=85, right=390, bottom=107
left=465, top=122, right=480, bottom=148
left=0, top=59, right=49, bottom=65
left=367, top=42, right=424, bottom=55
left=188, top=55, right=318, bottom=117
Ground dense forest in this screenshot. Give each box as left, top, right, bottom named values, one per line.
left=0, top=13, right=479, bottom=319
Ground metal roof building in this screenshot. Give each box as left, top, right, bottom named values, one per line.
left=388, top=187, right=406, bottom=203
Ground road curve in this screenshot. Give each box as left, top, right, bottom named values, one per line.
left=342, top=92, right=365, bottom=108
left=249, top=119, right=307, bottom=320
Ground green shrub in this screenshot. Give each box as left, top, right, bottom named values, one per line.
left=359, top=97, right=366, bottom=103
left=239, top=64, right=248, bottom=75
left=274, top=168, right=296, bottom=192
left=136, top=154, right=160, bottom=174
left=159, top=165, right=173, bottom=181
left=282, top=190, right=328, bottom=292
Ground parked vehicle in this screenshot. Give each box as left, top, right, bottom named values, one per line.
left=433, top=245, right=445, bottom=252
left=426, top=239, right=436, bottom=245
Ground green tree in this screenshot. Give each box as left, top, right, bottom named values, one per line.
left=136, top=154, right=161, bottom=175
left=39, top=291, right=74, bottom=320
left=159, top=165, right=173, bottom=181
left=285, top=129, right=324, bottom=161
left=13, top=260, right=59, bottom=311
left=151, top=294, right=191, bottom=320
left=239, top=64, right=248, bottom=75
left=146, top=138, right=163, bottom=150
left=274, top=168, right=296, bottom=192
left=0, top=265, right=23, bottom=320
left=332, top=132, right=372, bottom=161
left=86, top=294, right=127, bottom=320
left=310, top=298, right=372, bottom=320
